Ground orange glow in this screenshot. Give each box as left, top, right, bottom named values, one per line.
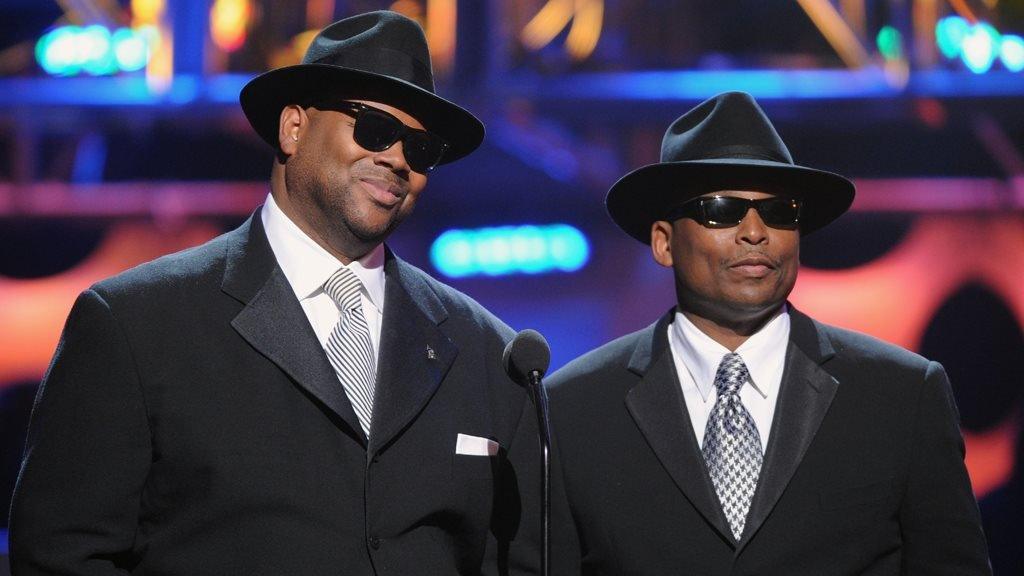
left=390, top=0, right=424, bottom=22
left=306, top=0, right=336, bottom=29
left=839, top=0, right=866, bottom=39
left=522, top=0, right=603, bottom=61
left=131, top=0, right=165, bottom=25
left=0, top=223, right=220, bottom=384
left=913, top=0, right=941, bottom=68
left=522, top=0, right=574, bottom=50
left=790, top=214, right=1024, bottom=495
left=131, top=0, right=171, bottom=91
left=795, top=0, right=871, bottom=68
left=964, top=418, right=1018, bottom=497
left=270, top=29, right=320, bottom=69
left=426, top=0, right=457, bottom=75
left=293, top=29, right=320, bottom=61
left=790, top=215, right=1024, bottom=350
left=565, top=0, right=603, bottom=60
left=210, top=0, right=252, bottom=53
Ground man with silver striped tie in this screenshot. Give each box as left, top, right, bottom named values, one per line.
left=11, top=12, right=539, bottom=575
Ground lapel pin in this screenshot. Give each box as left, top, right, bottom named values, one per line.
left=426, top=345, right=436, bottom=360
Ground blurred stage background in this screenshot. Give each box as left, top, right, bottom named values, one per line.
left=1, top=0, right=1022, bottom=573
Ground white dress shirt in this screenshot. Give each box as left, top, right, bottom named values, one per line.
left=261, top=193, right=385, bottom=360
left=667, top=306, right=791, bottom=453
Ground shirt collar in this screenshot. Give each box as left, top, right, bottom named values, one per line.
left=670, top=304, right=790, bottom=401
left=261, top=193, right=386, bottom=310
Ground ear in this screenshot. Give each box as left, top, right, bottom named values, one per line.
left=650, top=220, right=674, bottom=268
left=278, top=105, right=305, bottom=156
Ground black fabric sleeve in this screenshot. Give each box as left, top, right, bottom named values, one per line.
left=898, top=361, right=992, bottom=575
left=10, top=289, right=152, bottom=575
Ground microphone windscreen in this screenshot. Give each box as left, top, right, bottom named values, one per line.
left=502, top=329, right=552, bottom=383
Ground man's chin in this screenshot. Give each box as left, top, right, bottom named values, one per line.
left=727, top=294, right=787, bottom=311
left=348, top=219, right=400, bottom=246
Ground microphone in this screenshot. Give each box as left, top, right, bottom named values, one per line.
left=503, top=329, right=553, bottom=576
left=502, top=329, right=551, bottom=385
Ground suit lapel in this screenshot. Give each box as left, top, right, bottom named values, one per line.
left=367, top=253, right=456, bottom=456
left=736, top=307, right=839, bottom=554
left=624, top=313, right=735, bottom=546
left=223, top=211, right=366, bottom=443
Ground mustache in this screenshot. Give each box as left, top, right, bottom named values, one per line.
left=724, top=251, right=783, bottom=268
left=352, top=166, right=409, bottom=192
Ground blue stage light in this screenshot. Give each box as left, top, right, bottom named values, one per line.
left=1000, top=35, right=1024, bottom=73
left=37, top=26, right=81, bottom=76
left=936, top=16, right=970, bottom=59
left=431, top=224, right=590, bottom=278
left=81, top=25, right=117, bottom=76
left=545, top=224, right=589, bottom=272
left=36, top=25, right=154, bottom=77
left=113, top=27, right=152, bottom=72
left=961, top=23, right=1000, bottom=74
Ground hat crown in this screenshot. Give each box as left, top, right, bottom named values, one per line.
left=239, top=9, right=484, bottom=163
left=303, top=10, right=434, bottom=93
left=661, top=92, right=794, bottom=165
left=605, top=91, right=855, bottom=244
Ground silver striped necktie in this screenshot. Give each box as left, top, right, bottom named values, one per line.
left=323, top=266, right=377, bottom=437
left=702, top=352, right=763, bottom=541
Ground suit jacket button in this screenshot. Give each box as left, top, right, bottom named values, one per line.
left=369, top=535, right=381, bottom=549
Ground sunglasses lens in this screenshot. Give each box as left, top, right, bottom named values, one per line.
left=352, top=109, right=403, bottom=152
left=695, top=196, right=800, bottom=229
left=350, top=107, right=447, bottom=173
left=402, top=131, right=448, bottom=173
left=702, top=197, right=749, bottom=227
left=758, top=198, right=800, bottom=228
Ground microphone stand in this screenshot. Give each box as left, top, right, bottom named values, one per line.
left=527, top=369, right=551, bottom=576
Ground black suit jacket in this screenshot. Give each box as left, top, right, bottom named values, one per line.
left=10, top=213, right=540, bottom=575
left=546, top=308, right=990, bottom=576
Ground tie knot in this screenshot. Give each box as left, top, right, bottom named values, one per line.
left=713, top=352, right=750, bottom=396
left=323, top=266, right=364, bottom=310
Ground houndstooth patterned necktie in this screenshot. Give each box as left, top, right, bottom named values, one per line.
left=702, top=352, right=763, bottom=541
left=323, top=266, right=377, bottom=437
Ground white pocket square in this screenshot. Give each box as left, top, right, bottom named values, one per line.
left=456, top=433, right=500, bottom=456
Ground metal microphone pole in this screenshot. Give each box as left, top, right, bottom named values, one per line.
left=502, top=329, right=552, bottom=576
left=528, top=369, right=551, bottom=576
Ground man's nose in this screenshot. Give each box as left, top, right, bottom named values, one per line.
left=372, top=139, right=410, bottom=173
left=736, top=207, right=769, bottom=244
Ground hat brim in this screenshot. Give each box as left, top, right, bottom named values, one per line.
left=606, top=158, right=855, bottom=244
left=240, top=63, right=485, bottom=165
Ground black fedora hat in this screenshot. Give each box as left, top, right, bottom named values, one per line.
left=240, top=10, right=484, bottom=165
left=606, top=91, right=855, bottom=244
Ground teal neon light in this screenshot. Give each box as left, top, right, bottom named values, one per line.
left=36, top=25, right=156, bottom=77
left=936, top=16, right=1023, bottom=74
left=431, top=224, right=590, bottom=278
left=1001, top=35, right=1024, bottom=73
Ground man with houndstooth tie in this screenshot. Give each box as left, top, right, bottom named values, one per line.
left=545, top=92, right=991, bottom=575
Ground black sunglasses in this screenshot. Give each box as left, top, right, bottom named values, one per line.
left=666, top=195, right=802, bottom=230
left=326, top=101, right=449, bottom=174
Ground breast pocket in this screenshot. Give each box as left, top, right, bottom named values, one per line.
left=452, top=453, right=499, bottom=479
left=819, top=478, right=895, bottom=511
left=451, top=433, right=501, bottom=479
